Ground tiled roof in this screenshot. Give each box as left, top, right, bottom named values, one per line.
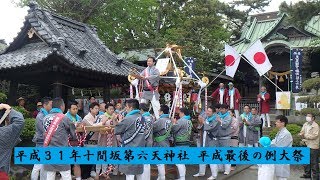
left=232, top=12, right=318, bottom=53
left=0, top=40, right=6, bottom=53
left=0, top=2, right=142, bottom=76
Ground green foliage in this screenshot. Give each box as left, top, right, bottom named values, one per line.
left=269, top=124, right=302, bottom=147
left=302, top=77, right=320, bottom=92
left=310, top=95, right=320, bottom=104
left=110, top=88, right=121, bottom=98
left=300, top=108, right=320, bottom=116
left=298, top=91, right=308, bottom=96
left=12, top=106, right=31, bottom=118
left=280, top=1, right=320, bottom=28
left=18, top=0, right=270, bottom=74
left=0, top=92, right=7, bottom=102
left=21, top=118, right=35, bottom=140
left=231, top=0, right=271, bottom=13
left=294, top=110, right=300, bottom=116
left=297, top=96, right=310, bottom=103
left=287, top=123, right=302, bottom=135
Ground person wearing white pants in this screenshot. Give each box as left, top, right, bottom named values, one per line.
left=31, top=164, right=46, bottom=180
left=258, top=137, right=275, bottom=180
left=138, top=57, right=161, bottom=119
left=141, top=96, right=161, bottom=119
left=41, top=98, right=77, bottom=180
left=239, top=106, right=261, bottom=147
left=126, top=174, right=143, bottom=180
left=261, top=113, right=271, bottom=128
left=140, top=103, right=154, bottom=180
left=31, top=97, right=52, bottom=180
left=257, top=86, right=271, bottom=128
left=226, top=82, right=241, bottom=119
left=193, top=112, right=208, bottom=177
left=45, top=170, right=71, bottom=180
left=171, top=108, right=193, bottom=180
left=153, top=105, right=173, bottom=180
left=197, top=104, right=233, bottom=180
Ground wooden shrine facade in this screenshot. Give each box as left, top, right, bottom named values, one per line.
left=0, top=2, right=142, bottom=104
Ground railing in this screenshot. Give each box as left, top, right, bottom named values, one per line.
left=239, top=98, right=260, bottom=112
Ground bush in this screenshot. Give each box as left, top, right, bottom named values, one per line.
left=310, top=95, right=320, bottom=104
left=268, top=124, right=302, bottom=147
left=12, top=106, right=31, bottom=118
left=286, top=124, right=302, bottom=135
left=302, top=77, right=320, bottom=91
left=297, top=96, right=310, bottom=103
left=0, top=92, right=6, bottom=102
left=300, top=108, right=320, bottom=116
left=21, top=118, right=35, bottom=140
left=110, top=88, right=121, bottom=98
left=294, top=110, right=300, bottom=116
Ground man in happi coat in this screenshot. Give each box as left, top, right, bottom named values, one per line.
left=196, top=104, right=230, bottom=180
left=96, top=103, right=117, bottom=179
left=114, top=99, right=146, bottom=180
left=153, top=105, right=172, bottom=180
left=0, top=104, right=25, bottom=179
left=140, top=103, right=154, bottom=180
left=200, top=104, right=233, bottom=179
left=271, top=115, right=292, bottom=180
left=239, top=106, right=261, bottom=147
left=31, top=97, right=52, bottom=180
left=140, top=57, right=161, bottom=119
left=171, top=107, right=193, bottom=180
left=211, top=83, right=228, bottom=104
left=257, top=86, right=271, bottom=127
left=65, top=100, right=83, bottom=180
left=82, top=102, right=106, bottom=178
left=42, top=98, right=77, bottom=180
left=226, top=82, right=241, bottom=118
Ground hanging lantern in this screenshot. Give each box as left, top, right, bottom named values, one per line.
left=279, top=76, right=285, bottom=82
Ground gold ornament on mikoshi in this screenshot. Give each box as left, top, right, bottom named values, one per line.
left=202, top=77, right=209, bottom=85
left=198, top=101, right=202, bottom=109
left=128, top=74, right=136, bottom=83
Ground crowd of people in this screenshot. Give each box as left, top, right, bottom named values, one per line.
left=0, top=56, right=318, bottom=180
left=7, top=94, right=315, bottom=180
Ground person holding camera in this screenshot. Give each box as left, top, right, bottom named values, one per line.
left=0, top=103, right=25, bottom=178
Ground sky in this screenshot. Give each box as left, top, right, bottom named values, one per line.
left=0, top=0, right=302, bottom=44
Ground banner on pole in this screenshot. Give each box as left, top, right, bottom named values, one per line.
left=184, top=57, right=196, bottom=78
left=276, top=91, right=291, bottom=109
left=290, top=49, right=303, bottom=93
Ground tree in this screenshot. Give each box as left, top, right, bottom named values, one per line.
left=279, top=1, right=320, bottom=28
left=18, top=0, right=270, bottom=73
left=19, top=0, right=107, bottom=23
left=297, top=78, right=320, bottom=114
left=231, top=0, right=271, bottom=14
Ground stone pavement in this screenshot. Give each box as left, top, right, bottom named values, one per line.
left=227, top=165, right=307, bottom=180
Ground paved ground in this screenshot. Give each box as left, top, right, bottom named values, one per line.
left=227, top=165, right=307, bottom=180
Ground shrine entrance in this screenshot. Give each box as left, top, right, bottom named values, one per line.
left=264, top=45, right=291, bottom=101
